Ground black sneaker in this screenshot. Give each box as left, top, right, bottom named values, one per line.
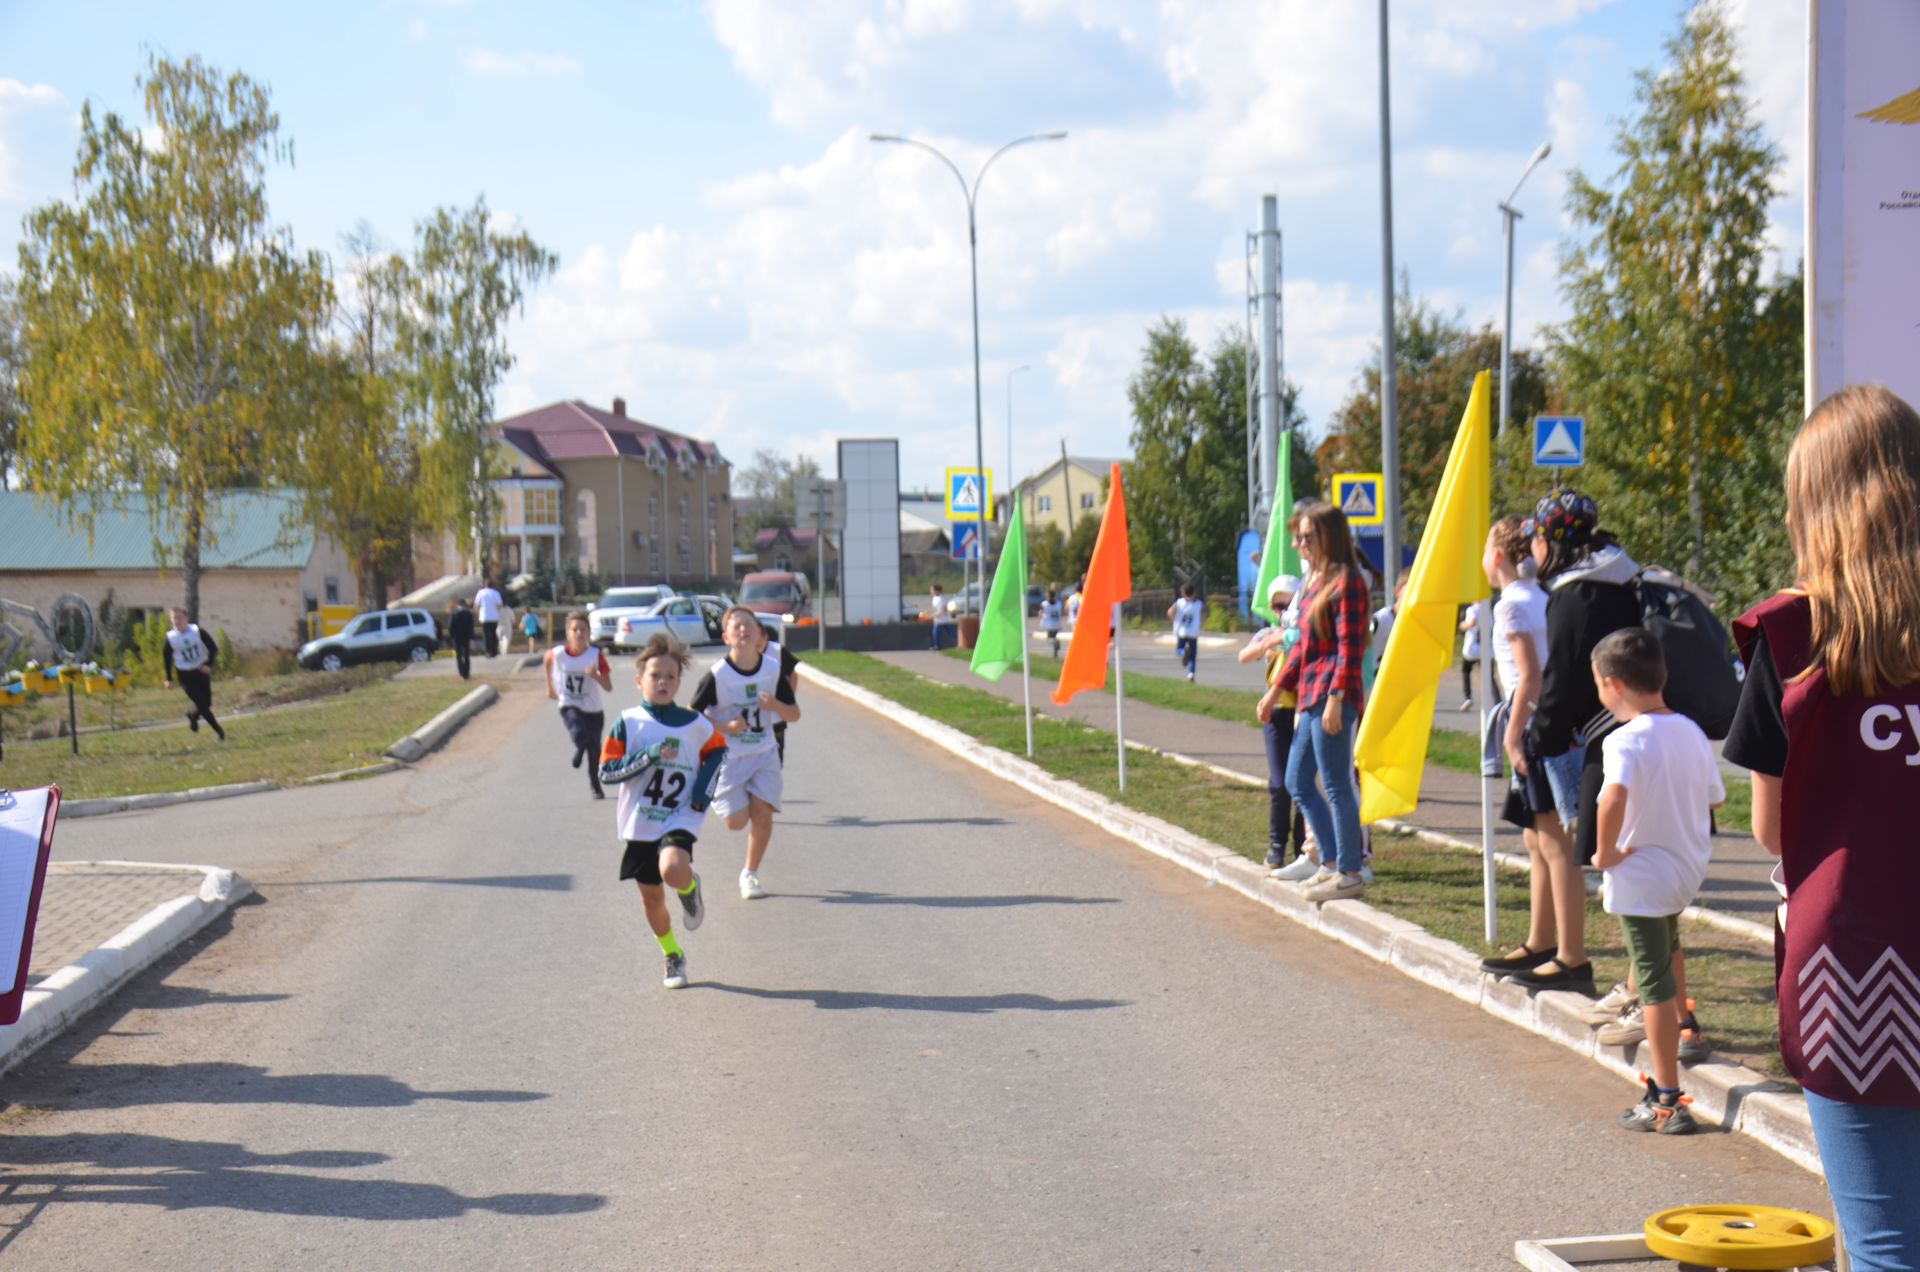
left=1503, top=959, right=1595, bottom=992
left=679, top=873, right=705, bottom=932
left=1264, top=844, right=1285, bottom=869
left=186, top=711, right=199, bottom=732
left=1619, top=1076, right=1698, bottom=1135
left=571, top=748, right=584, bottom=770
left=1678, top=1008, right=1711, bottom=1064
left=662, top=952, right=688, bottom=989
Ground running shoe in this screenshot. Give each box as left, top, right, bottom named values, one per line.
left=186, top=711, right=199, bottom=732
left=679, top=872, right=705, bottom=931
left=1264, top=845, right=1286, bottom=869
left=1304, top=873, right=1367, bottom=903
left=1581, top=980, right=1636, bottom=1025
left=1270, top=856, right=1321, bottom=882
left=1619, top=1076, right=1697, bottom=1135
left=1359, top=863, right=1376, bottom=885
left=213, top=722, right=226, bottom=742
left=571, top=749, right=584, bottom=769
left=739, top=869, right=765, bottom=901
left=1597, top=1002, right=1646, bottom=1047
left=662, top=952, right=688, bottom=990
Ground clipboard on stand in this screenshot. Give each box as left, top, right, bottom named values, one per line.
left=0, top=785, right=59, bottom=1027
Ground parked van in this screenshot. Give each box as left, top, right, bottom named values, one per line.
left=738, top=571, right=811, bottom=621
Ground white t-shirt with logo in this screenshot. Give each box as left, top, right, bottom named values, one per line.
left=474, top=587, right=503, bottom=623
left=1599, top=711, right=1726, bottom=916
left=1491, top=578, right=1548, bottom=701
left=1172, top=597, right=1203, bottom=639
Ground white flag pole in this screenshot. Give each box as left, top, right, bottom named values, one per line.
left=1113, top=601, right=1127, bottom=791
left=1478, top=598, right=1498, bottom=945
left=1021, top=612, right=1034, bottom=758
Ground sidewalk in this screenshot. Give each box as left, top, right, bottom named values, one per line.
left=865, top=649, right=1777, bottom=931
left=0, top=859, right=251, bottom=1075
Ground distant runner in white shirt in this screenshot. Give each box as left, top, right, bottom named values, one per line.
left=1168, top=583, right=1204, bottom=682
left=474, top=583, right=504, bottom=657
left=546, top=610, right=615, bottom=800
left=163, top=608, right=225, bottom=741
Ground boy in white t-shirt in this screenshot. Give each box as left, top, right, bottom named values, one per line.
left=1591, top=627, right=1724, bottom=1136
left=1167, top=584, right=1204, bottom=681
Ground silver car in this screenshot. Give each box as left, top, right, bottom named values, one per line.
left=614, top=595, right=728, bottom=651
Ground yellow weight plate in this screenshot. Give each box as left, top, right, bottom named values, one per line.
left=1645, top=1204, right=1834, bottom=1271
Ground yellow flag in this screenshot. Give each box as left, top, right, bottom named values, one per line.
left=1355, top=370, right=1491, bottom=824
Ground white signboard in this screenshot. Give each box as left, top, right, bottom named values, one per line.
left=1809, top=1, right=1920, bottom=412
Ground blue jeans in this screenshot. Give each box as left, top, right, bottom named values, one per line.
left=1175, top=635, right=1197, bottom=675
left=1285, top=699, right=1364, bottom=874
left=1805, top=1091, right=1920, bottom=1270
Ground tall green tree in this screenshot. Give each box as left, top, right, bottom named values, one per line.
left=295, top=223, right=421, bottom=605
left=1123, top=319, right=1307, bottom=590
left=14, top=54, right=332, bottom=619
left=391, top=198, right=556, bottom=572
left=733, top=448, right=823, bottom=545
left=1550, top=0, right=1797, bottom=610
left=1318, top=281, right=1552, bottom=543
left=0, top=274, right=22, bottom=488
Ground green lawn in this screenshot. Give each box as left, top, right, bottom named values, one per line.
left=1, top=664, right=401, bottom=741
left=812, top=649, right=1784, bottom=1076
left=0, top=674, right=479, bottom=799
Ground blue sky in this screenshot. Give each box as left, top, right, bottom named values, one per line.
left=0, top=1, right=1805, bottom=499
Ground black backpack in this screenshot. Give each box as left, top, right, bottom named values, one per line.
left=1629, top=567, right=1741, bottom=740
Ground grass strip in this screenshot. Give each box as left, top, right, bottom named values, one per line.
left=2, top=665, right=402, bottom=740
left=0, top=676, right=477, bottom=799
left=813, top=649, right=1784, bottom=1077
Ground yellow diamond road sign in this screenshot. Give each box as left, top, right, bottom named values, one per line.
left=1331, top=472, right=1384, bottom=526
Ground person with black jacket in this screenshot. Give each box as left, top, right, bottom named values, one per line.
left=447, top=598, right=476, bottom=680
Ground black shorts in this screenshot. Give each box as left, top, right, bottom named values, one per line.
left=1501, top=732, right=1558, bottom=831
left=619, top=830, right=697, bottom=885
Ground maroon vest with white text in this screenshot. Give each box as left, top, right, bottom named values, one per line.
left=1736, top=592, right=1920, bottom=1108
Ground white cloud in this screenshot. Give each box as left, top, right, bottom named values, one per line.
left=408, top=18, right=430, bottom=40
left=464, top=49, right=582, bottom=77
left=0, top=80, right=66, bottom=202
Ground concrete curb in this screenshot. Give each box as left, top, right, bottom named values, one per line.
left=805, top=665, right=1821, bottom=1178
left=386, top=684, right=497, bottom=763
left=64, top=781, right=279, bottom=820
left=0, top=861, right=253, bottom=1078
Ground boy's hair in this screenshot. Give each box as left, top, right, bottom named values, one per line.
left=720, top=605, right=762, bottom=633
left=931, top=583, right=943, bottom=594
left=1490, top=514, right=1529, bottom=567
left=1592, top=627, right=1666, bottom=695
left=635, top=633, right=690, bottom=675
left=564, top=609, right=588, bottom=630
left=1180, top=583, right=1196, bottom=598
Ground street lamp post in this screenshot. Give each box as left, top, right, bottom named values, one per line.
left=1499, top=141, right=1552, bottom=433
left=870, top=131, right=1067, bottom=615
left=1005, top=363, right=1029, bottom=524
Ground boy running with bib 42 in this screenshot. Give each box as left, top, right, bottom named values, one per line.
left=693, top=607, right=800, bottom=900
left=599, top=634, right=728, bottom=989
left=546, top=611, right=614, bottom=800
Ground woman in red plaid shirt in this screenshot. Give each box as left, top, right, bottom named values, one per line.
left=1273, top=498, right=1374, bottom=902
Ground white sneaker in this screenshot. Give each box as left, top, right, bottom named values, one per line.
left=1300, top=867, right=1338, bottom=889
left=739, top=869, right=766, bottom=900
left=1581, top=980, right=1636, bottom=1026
left=1270, top=856, right=1321, bottom=882
left=1359, top=864, right=1375, bottom=884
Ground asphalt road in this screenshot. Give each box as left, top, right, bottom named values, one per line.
left=0, top=673, right=1824, bottom=1269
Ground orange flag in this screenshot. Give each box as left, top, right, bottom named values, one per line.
left=1052, top=463, right=1132, bottom=704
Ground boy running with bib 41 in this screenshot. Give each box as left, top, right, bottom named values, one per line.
left=599, top=634, right=729, bottom=989
left=546, top=611, right=614, bottom=800
left=693, top=607, right=800, bottom=900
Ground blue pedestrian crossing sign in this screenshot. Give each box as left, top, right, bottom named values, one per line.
left=950, top=521, right=982, bottom=561
left=944, top=467, right=992, bottom=520
left=1533, top=415, right=1585, bottom=467
left=1330, top=472, right=1385, bottom=527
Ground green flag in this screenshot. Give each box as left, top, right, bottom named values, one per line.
left=1251, top=429, right=1301, bottom=623
left=970, top=497, right=1029, bottom=682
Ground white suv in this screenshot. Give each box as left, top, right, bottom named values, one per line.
left=299, top=608, right=441, bottom=671
left=588, top=585, right=678, bottom=649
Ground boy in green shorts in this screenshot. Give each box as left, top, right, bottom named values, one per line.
left=599, top=634, right=733, bottom=989
left=1591, top=628, right=1725, bottom=1134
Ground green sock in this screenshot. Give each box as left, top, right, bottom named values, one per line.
left=657, top=931, right=683, bottom=957
left=676, top=878, right=697, bottom=897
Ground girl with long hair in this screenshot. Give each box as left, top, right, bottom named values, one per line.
left=1273, top=498, right=1372, bottom=903
left=1727, top=384, right=1920, bottom=1267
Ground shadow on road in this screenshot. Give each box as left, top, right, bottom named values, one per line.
left=695, top=982, right=1127, bottom=1014
left=0, top=1131, right=604, bottom=1246
left=19, top=1062, right=550, bottom=1112
left=259, top=874, right=576, bottom=892
left=813, top=890, right=1119, bottom=909
left=126, top=984, right=293, bottom=1010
